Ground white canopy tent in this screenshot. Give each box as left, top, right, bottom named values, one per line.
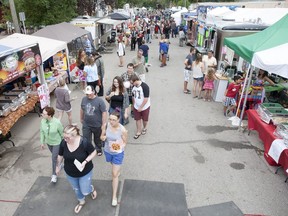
left=0, top=33, right=67, bottom=62
left=0, top=33, right=68, bottom=84
left=171, top=8, right=188, bottom=25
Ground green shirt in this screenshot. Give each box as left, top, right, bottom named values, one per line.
left=40, top=117, right=63, bottom=145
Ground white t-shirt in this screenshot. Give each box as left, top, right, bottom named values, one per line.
left=192, top=62, right=204, bottom=79
left=132, top=82, right=150, bottom=110
left=203, top=55, right=217, bottom=75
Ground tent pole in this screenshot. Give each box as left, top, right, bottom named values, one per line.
left=238, top=66, right=253, bottom=129
left=235, top=64, right=250, bottom=116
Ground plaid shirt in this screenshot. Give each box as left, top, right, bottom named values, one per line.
left=120, top=71, right=139, bottom=96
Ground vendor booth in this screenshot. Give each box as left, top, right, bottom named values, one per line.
left=32, top=22, right=91, bottom=58
left=0, top=34, right=69, bottom=135
left=224, top=14, right=288, bottom=180
left=0, top=43, right=42, bottom=142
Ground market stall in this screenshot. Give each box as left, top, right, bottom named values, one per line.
left=32, top=22, right=91, bottom=58
left=0, top=33, right=70, bottom=138
left=0, top=44, right=42, bottom=139
left=0, top=33, right=68, bottom=85
left=224, top=14, right=288, bottom=178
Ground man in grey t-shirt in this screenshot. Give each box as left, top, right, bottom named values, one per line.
left=80, top=85, right=107, bottom=155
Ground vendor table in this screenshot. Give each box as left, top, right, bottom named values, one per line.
left=0, top=95, right=39, bottom=136
left=246, top=110, right=288, bottom=179
left=213, top=77, right=228, bottom=102
left=264, top=83, right=288, bottom=93
left=46, top=70, right=68, bottom=93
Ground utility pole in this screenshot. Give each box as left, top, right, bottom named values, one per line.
left=9, top=0, right=21, bottom=33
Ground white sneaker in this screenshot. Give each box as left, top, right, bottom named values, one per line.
left=51, top=175, right=57, bottom=183
left=112, top=198, right=117, bottom=206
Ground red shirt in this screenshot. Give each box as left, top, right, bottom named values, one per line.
left=226, top=82, right=241, bottom=98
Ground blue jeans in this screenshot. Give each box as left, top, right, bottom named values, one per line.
left=109, top=106, right=124, bottom=125
left=66, top=170, right=93, bottom=202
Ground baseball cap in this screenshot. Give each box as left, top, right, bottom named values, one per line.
left=84, top=85, right=94, bottom=94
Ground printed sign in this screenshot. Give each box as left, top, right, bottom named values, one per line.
left=37, top=84, right=50, bottom=109
left=0, top=44, right=41, bottom=86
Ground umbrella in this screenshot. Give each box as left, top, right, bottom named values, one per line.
left=109, top=12, right=130, bottom=20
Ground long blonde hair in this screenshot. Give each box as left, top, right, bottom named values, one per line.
left=206, top=68, right=215, bottom=81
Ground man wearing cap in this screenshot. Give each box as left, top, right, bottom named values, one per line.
left=80, top=85, right=107, bottom=156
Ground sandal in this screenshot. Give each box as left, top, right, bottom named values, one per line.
left=133, top=133, right=141, bottom=139
left=74, top=201, right=85, bottom=214
left=141, top=128, right=147, bottom=135
left=91, top=185, right=97, bottom=200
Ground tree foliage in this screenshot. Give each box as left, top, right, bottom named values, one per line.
left=76, top=0, right=96, bottom=16
left=2, top=0, right=77, bottom=26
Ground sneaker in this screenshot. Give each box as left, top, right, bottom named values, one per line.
left=112, top=198, right=118, bottom=207
left=51, top=175, right=57, bottom=183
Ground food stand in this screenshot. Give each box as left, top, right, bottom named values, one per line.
left=0, top=34, right=69, bottom=144
left=0, top=43, right=42, bottom=141
left=224, top=14, right=288, bottom=179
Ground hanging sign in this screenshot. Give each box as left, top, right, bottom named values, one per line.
left=37, top=84, right=50, bottom=109
left=224, top=46, right=234, bottom=66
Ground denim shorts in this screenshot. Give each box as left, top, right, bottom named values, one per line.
left=104, top=151, right=124, bottom=165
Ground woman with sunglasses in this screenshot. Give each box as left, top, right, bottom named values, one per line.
left=40, top=106, right=63, bottom=183
left=56, top=125, right=97, bottom=214
left=100, top=112, right=128, bottom=207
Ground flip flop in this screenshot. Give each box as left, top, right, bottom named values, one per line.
left=133, top=133, right=141, bottom=139
left=74, top=201, right=85, bottom=214
left=91, top=185, right=97, bottom=200
left=141, top=128, right=147, bottom=135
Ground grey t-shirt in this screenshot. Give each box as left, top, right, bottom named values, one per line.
left=81, top=96, right=106, bottom=127
left=185, top=54, right=195, bottom=71
left=55, top=87, right=71, bottom=111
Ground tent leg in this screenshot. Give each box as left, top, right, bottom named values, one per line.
left=238, top=67, right=253, bottom=129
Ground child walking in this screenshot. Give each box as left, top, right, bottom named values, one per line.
left=203, top=68, right=217, bottom=101
left=223, top=75, right=242, bottom=116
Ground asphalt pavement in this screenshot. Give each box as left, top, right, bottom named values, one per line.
left=0, top=36, right=287, bottom=216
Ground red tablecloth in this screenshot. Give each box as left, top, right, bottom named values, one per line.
left=246, top=110, right=288, bottom=175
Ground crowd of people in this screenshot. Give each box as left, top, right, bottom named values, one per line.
left=40, top=30, right=152, bottom=213
left=39, top=10, right=252, bottom=214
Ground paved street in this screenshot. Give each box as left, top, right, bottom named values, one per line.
left=0, top=36, right=287, bottom=216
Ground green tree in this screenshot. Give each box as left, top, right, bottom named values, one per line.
left=2, top=0, right=77, bottom=27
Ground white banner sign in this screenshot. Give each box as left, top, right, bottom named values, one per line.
left=224, top=46, right=235, bottom=66
left=37, top=84, right=50, bottom=109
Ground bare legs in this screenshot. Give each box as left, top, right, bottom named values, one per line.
left=193, top=80, right=203, bottom=98
left=119, top=56, right=124, bottom=67
left=204, top=89, right=212, bottom=101
left=184, top=81, right=188, bottom=92
left=112, top=164, right=121, bottom=203
left=57, top=110, right=73, bottom=125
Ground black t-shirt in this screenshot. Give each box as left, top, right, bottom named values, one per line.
left=111, top=94, right=124, bottom=109
left=59, top=137, right=95, bottom=177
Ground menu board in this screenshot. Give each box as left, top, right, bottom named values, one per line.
left=0, top=44, right=42, bottom=86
